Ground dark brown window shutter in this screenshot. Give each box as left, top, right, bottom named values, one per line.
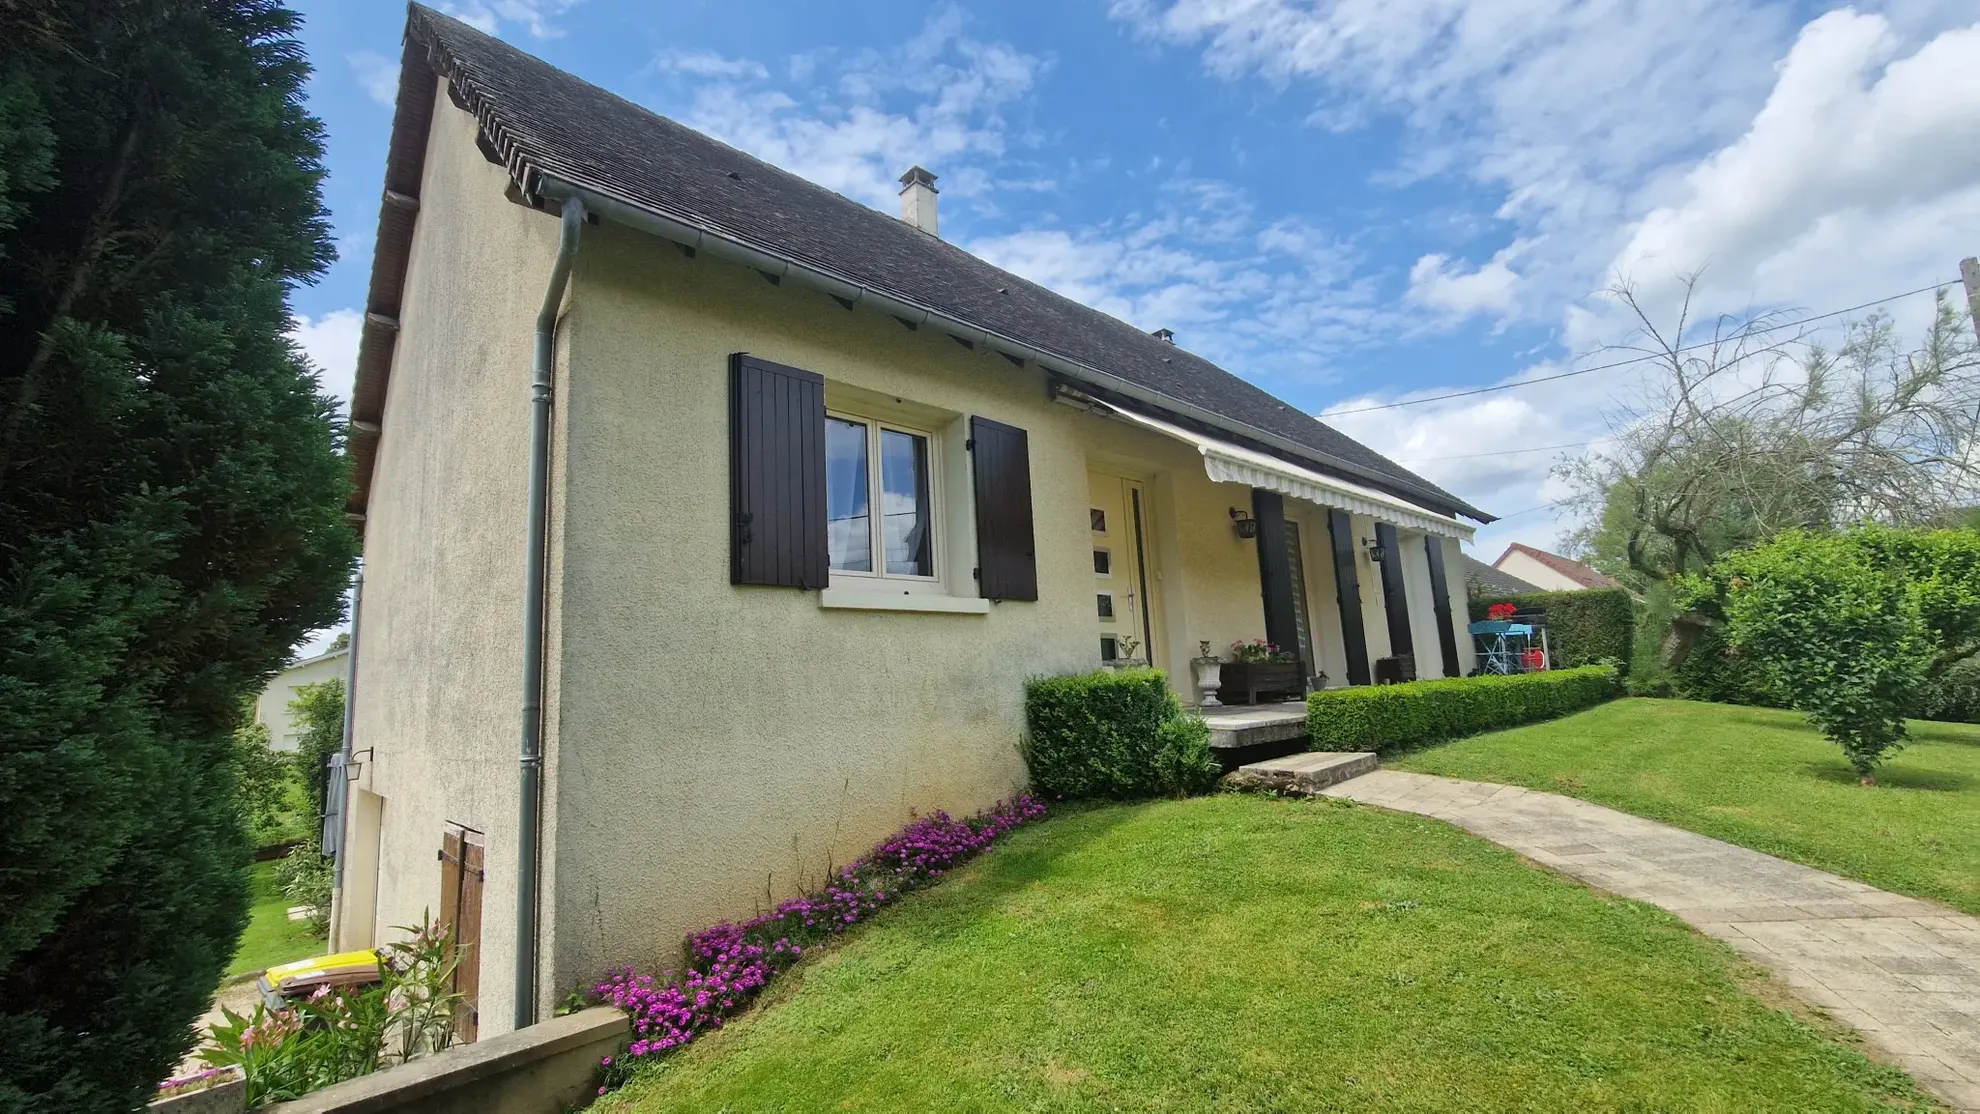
left=969, top=416, right=1037, bottom=601
left=1327, top=508, right=1371, bottom=686
left=730, top=354, right=827, bottom=588
left=1375, top=522, right=1414, bottom=658
left=1423, top=535, right=1463, bottom=678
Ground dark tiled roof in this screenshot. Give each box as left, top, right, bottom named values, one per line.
left=1461, top=554, right=1541, bottom=596
left=350, top=4, right=1490, bottom=523
left=1493, top=543, right=1622, bottom=590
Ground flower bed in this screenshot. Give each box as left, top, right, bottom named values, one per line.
left=590, top=794, right=1047, bottom=1089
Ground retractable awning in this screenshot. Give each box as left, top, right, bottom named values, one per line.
left=1105, top=405, right=1476, bottom=541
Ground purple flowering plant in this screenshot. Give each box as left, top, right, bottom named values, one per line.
left=590, top=793, right=1046, bottom=1089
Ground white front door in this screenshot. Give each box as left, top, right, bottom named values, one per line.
left=1088, top=470, right=1159, bottom=666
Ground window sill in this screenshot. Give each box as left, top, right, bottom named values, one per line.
left=819, top=589, right=990, bottom=615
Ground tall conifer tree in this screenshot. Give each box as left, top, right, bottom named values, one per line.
left=0, top=2, right=354, bottom=1107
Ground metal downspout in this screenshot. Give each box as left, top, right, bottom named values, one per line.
left=327, top=564, right=363, bottom=945
left=517, top=195, right=585, bottom=1030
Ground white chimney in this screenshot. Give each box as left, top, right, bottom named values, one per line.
left=898, top=166, right=939, bottom=236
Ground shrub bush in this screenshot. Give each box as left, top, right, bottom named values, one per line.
left=276, top=839, right=335, bottom=937
left=1151, top=715, right=1220, bottom=798
left=1709, top=528, right=1935, bottom=778
left=1307, top=665, right=1622, bottom=755
left=1915, top=657, right=1980, bottom=724
left=1670, top=623, right=1785, bottom=707
left=1023, top=668, right=1213, bottom=799
left=1469, top=588, right=1634, bottom=674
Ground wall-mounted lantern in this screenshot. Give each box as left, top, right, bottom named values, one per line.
left=1229, top=507, right=1259, bottom=540
left=1363, top=536, right=1387, bottom=565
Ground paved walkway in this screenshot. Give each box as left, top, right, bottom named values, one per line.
left=1323, top=770, right=1980, bottom=1111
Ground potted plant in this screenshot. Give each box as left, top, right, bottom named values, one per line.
left=1220, top=639, right=1304, bottom=704
left=1101, top=634, right=1146, bottom=672
left=1192, top=641, right=1224, bottom=706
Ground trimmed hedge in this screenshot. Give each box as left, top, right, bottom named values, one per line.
left=1023, top=668, right=1219, bottom=799
left=1307, top=665, right=1622, bottom=755
left=1469, top=587, right=1634, bottom=674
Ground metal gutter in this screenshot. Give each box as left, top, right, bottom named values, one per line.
left=530, top=174, right=1491, bottom=525
left=325, top=564, right=363, bottom=949
left=516, top=194, right=584, bottom=1030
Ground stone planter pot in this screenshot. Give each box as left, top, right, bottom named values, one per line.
left=1219, top=660, right=1304, bottom=705
left=1192, top=658, right=1225, bottom=706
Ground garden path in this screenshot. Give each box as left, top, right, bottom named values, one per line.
left=1324, top=769, right=1980, bottom=1112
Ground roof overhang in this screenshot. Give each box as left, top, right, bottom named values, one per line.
left=1101, top=404, right=1476, bottom=541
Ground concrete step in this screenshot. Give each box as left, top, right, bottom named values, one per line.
left=1223, top=751, right=1379, bottom=796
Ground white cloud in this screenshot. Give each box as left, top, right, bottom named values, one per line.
left=347, top=51, right=399, bottom=108
left=439, top=0, right=581, bottom=38
left=654, top=49, right=768, bottom=81
left=290, top=309, right=364, bottom=415
left=1407, top=246, right=1523, bottom=317
left=643, top=7, right=1044, bottom=211
left=966, top=195, right=1404, bottom=390
left=1609, top=12, right=1980, bottom=322
left=1113, top=0, right=1799, bottom=309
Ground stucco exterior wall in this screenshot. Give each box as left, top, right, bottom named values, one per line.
left=546, top=219, right=1095, bottom=994
left=337, top=86, right=561, bottom=1038
left=1496, top=549, right=1585, bottom=592
left=1073, top=413, right=1277, bottom=681
left=1286, top=499, right=1352, bottom=686
left=1398, top=533, right=1448, bottom=679
left=1442, top=538, right=1479, bottom=676
left=255, top=649, right=348, bottom=752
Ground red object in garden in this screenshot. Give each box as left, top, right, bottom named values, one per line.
left=1523, top=648, right=1546, bottom=671
left=1487, top=603, right=1517, bottom=621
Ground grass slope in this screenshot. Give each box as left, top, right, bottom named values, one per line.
left=1395, top=698, right=1980, bottom=915
left=225, top=859, right=322, bottom=979
left=603, top=795, right=1931, bottom=1113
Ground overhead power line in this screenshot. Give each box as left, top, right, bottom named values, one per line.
left=1318, top=279, right=1962, bottom=419
left=1396, top=438, right=1610, bottom=464
left=1486, top=499, right=1569, bottom=524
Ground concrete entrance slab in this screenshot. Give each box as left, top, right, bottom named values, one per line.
left=1225, top=751, right=1378, bottom=795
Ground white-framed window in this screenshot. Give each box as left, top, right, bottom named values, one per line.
left=1090, top=507, right=1108, bottom=534
left=1097, top=592, right=1116, bottom=620
left=826, top=409, right=941, bottom=591
left=1093, top=547, right=1113, bottom=577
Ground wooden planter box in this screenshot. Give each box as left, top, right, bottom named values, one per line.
left=1219, top=660, right=1305, bottom=705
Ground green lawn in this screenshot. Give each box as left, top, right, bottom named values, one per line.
left=601, top=795, right=1931, bottom=1113
left=225, top=859, right=323, bottom=979
left=1394, top=698, right=1980, bottom=916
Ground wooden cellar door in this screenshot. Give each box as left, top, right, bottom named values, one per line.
left=438, top=829, right=484, bottom=1043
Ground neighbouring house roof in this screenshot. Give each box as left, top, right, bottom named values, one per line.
left=285, top=646, right=349, bottom=672
left=344, top=3, right=1494, bottom=528
left=1461, top=554, right=1541, bottom=595
left=1492, top=543, right=1622, bottom=590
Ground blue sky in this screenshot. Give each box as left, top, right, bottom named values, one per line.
left=286, top=0, right=1980, bottom=567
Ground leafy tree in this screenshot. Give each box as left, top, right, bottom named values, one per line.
left=0, top=2, right=352, bottom=1108
left=290, top=677, right=345, bottom=838
left=231, top=704, right=302, bottom=848
left=1694, top=526, right=1980, bottom=781
left=1562, top=278, right=1980, bottom=589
